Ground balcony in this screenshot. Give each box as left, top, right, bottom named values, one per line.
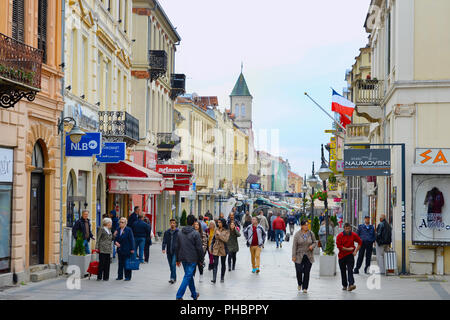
left=98, top=111, right=140, bottom=146
left=0, top=32, right=43, bottom=108
left=345, top=123, right=370, bottom=145
left=148, top=50, right=167, bottom=82
left=157, top=132, right=181, bottom=161
left=354, top=79, right=384, bottom=123
left=170, top=73, right=186, bottom=100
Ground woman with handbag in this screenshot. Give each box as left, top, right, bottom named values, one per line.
left=292, top=220, right=317, bottom=293
left=226, top=221, right=241, bottom=271
left=95, top=217, right=113, bottom=281
left=193, top=221, right=208, bottom=282
left=114, top=217, right=135, bottom=281
left=210, top=218, right=230, bottom=283
left=206, top=220, right=216, bottom=271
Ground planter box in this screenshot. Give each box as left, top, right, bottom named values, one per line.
left=68, top=254, right=92, bottom=276
left=313, top=247, right=321, bottom=255
left=319, top=254, right=336, bottom=276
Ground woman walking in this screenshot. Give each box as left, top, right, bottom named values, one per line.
left=227, top=221, right=241, bottom=271
left=193, top=221, right=208, bottom=282
left=292, top=220, right=317, bottom=293
left=206, top=220, right=216, bottom=271
left=114, top=217, right=135, bottom=281
left=210, top=218, right=230, bottom=283
left=95, top=217, right=113, bottom=281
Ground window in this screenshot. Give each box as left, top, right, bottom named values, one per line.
left=0, top=184, right=12, bottom=273
left=97, top=52, right=102, bottom=105
left=12, top=0, right=25, bottom=43
left=71, top=29, right=77, bottom=94
left=32, top=142, right=44, bottom=169
left=235, top=104, right=239, bottom=117
left=37, top=0, right=47, bottom=63
left=105, top=61, right=110, bottom=109
left=81, top=36, right=88, bottom=97
left=124, top=0, right=128, bottom=32
left=117, top=69, right=122, bottom=109
left=241, top=104, right=246, bottom=117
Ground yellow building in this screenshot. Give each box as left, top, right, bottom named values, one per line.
left=233, top=124, right=249, bottom=195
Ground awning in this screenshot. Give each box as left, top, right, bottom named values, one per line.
left=246, top=174, right=260, bottom=184
left=155, top=164, right=193, bottom=192
left=107, top=161, right=163, bottom=195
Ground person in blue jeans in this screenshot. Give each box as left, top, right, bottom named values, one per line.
left=272, top=213, right=286, bottom=248
left=131, top=214, right=150, bottom=263
left=162, top=219, right=179, bottom=284
left=175, top=215, right=203, bottom=300
left=72, top=210, right=95, bottom=254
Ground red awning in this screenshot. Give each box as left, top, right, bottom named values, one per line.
left=155, top=164, right=192, bottom=192
left=107, top=161, right=163, bottom=195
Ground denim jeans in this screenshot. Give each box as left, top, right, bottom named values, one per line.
left=176, top=262, right=197, bottom=300
left=134, top=237, right=146, bottom=263
left=275, top=230, right=284, bottom=247
left=167, top=253, right=177, bottom=281
left=83, top=240, right=90, bottom=254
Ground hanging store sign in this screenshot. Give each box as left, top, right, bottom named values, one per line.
left=0, top=148, right=13, bottom=183
left=344, top=149, right=391, bottom=176
left=65, top=132, right=102, bottom=157
left=416, top=148, right=450, bottom=166
left=156, top=164, right=190, bottom=175
left=96, top=142, right=126, bottom=163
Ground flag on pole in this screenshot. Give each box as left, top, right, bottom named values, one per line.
left=331, top=89, right=355, bottom=117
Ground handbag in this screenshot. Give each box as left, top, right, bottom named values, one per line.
left=125, top=256, right=140, bottom=270
left=317, top=240, right=322, bottom=248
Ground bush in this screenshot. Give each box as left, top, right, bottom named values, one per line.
left=72, top=231, right=86, bottom=256
left=180, top=209, right=187, bottom=226
left=324, top=235, right=335, bottom=256
left=330, top=215, right=338, bottom=228
left=311, top=216, right=320, bottom=239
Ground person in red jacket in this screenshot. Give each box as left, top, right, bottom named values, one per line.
left=272, top=213, right=286, bottom=248
left=336, top=223, right=362, bottom=292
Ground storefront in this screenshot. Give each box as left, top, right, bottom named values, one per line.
left=0, top=148, right=13, bottom=273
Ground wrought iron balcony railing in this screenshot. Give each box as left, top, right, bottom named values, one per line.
left=148, top=50, right=167, bottom=82
left=354, top=79, right=384, bottom=106
left=157, top=132, right=181, bottom=149
left=98, top=111, right=140, bottom=146
left=170, top=73, right=186, bottom=100
left=0, top=32, right=43, bottom=108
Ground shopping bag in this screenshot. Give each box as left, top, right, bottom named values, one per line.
left=125, top=256, right=140, bottom=270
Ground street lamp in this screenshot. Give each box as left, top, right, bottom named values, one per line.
left=318, top=144, right=333, bottom=242
left=57, top=117, right=86, bottom=143
left=307, top=161, right=319, bottom=219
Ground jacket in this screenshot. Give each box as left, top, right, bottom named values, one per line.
left=176, top=226, right=204, bottom=264
left=357, top=223, right=376, bottom=242
left=127, top=212, right=138, bottom=228
left=288, top=215, right=296, bottom=225
left=162, top=228, right=179, bottom=256
left=272, top=217, right=286, bottom=231
left=257, top=215, right=269, bottom=231
left=114, top=226, right=135, bottom=256
left=336, top=231, right=362, bottom=260
left=226, top=228, right=241, bottom=253
left=227, top=217, right=241, bottom=230
left=72, top=217, right=94, bottom=240
left=292, top=230, right=317, bottom=264
left=199, top=231, right=208, bottom=253
left=376, top=220, right=392, bottom=246
left=132, top=220, right=151, bottom=239
left=241, top=214, right=252, bottom=227
left=243, top=224, right=266, bottom=247
left=95, top=227, right=113, bottom=254
left=211, top=228, right=230, bottom=257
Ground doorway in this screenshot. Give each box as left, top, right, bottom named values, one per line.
left=30, top=142, right=45, bottom=265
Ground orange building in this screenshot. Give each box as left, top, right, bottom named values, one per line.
left=0, top=0, right=63, bottom=285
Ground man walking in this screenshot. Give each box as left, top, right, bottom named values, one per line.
left=336, top=223, right=362, bottom=292
left=375, top=214, right=392, bottom=274
left=354, top=216, right=375, bottom=274
left=257, top=210, right=269, bottom=232
left=227, top=211, right=241, bottom=230
left=175, top=215, right=203, bottom=300
left=199, top=215, right=208, bottom=232
left=162, top=219, right=179, bottom=284
left=72, top=210, right=95, bottom=254
left=131, top=213, right=151, bottom=263
left=244, top=216, right=266, bottom=274
left=272, top=213, right=286, bottom=248
left=269, top=211, right=277, bottom=241
left=288, top=213, right=296, bottom=235
left=127, top=206, right=140, bottom=228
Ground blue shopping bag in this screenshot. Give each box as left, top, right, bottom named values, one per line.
left=125, top=256, right=140, bottom=270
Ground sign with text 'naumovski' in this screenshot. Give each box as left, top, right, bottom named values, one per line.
left=344, top=149, right=391, bottom=176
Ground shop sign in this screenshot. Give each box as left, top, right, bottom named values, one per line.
left=344, top=149, right=391, bottom=176
left=416, top=148, right=450, bottom=166
left=156, top=164, right=189, bottom=175
left=250, top=183, right=261, bottom=190
left=0, top=148, right=13, bottom=183
left=96, top=142, right=126, bottom=163
left=165, top=179, right=174, bottom=189
left=65, top=101, right=99, bottom=131
left=412, top=175, right=450, bottom=245
left=65, top=132, right=102, bottom=157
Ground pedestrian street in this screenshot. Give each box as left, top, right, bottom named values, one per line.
left=0, top=225, right=448, bottom=300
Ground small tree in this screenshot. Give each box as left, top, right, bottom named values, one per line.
left=330, top=215, right=338, bottom=228
left=311, top=216, right=320, bottom=239
left=324, top=235, right=335, bottom=256
left=180, top=209, right=187, bottom=226
left=72, top=231, right=86, bottom=256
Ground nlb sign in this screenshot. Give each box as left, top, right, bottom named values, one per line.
left=416, top=148, right=450, bottom=166
left=65, top=132, right=102, bottom=157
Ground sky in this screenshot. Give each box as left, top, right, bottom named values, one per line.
left=162, top=0, right=370, bottom=177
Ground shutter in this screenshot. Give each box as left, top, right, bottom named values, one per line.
left=12, top=0, right=25, bottom=42
left=38, top=0, right=47, bottom=63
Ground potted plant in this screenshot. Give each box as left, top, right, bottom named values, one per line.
left=180, top=209, right=187, bottom=227
left=319, top=235, right=337, bottom=276
left=311, top=216, right=321, bottom=255
left=68, top=231, right=91, bottom=277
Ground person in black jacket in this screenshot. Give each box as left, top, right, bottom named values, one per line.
left=143, top=215, right=152, bottom=263
left=175, top=215, right=203, bottom=300
left=162, top=219, right=179, bottom=284
left=375, top=214, right=392, bottom=274
left=132, top=214, right=151, bottom=264
left=72, top=210, right=95, bottom=254
left=127, top=206, right=140, bottom=228
left=114, top=217, right=135, bottom=281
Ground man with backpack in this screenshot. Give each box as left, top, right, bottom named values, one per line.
left=375, top=214, right=392, bottom=274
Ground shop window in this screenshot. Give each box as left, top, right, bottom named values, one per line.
left=0, top=185, right=12, bottom=273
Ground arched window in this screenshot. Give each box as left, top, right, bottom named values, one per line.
left=32, top=142, right=44, bottom=169
left=241, top=104, right=246, bottom=117
left=235, top=104, right=239, bottom=117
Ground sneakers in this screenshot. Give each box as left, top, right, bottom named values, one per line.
left=256, top=268, right=260, bottom=274
left=169, top=279, right=174, bottom=284
left=303, top=289, right=308, bottom=293
left=342, top=287, right=347, bottom=291
left=348, top=285, right=356, bottom=291
left=280, top=243, right=282, bottom=248
left=252, top=268, right=256, bottom=273
left=298, top=286, right=302, bottom=291
left=193, top=293, right=200, bottom=300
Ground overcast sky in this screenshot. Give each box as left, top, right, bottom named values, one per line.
left=162, top=0, right=370, bottom=177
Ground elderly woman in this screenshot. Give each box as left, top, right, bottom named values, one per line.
left=95, top=217, right=113, bottom=281
left=206, top=220, right=216, bottom=271
left=114, top=217, right=135, bottom=281
left=211, top=218, right=230, bottom=283
left=292, top=220, right=317, bottom=293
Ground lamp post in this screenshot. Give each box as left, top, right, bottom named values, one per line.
left=57, top=117, right=86, bottom=143
left=318, top=144, right=333, bottom=242
left=307, top=162, right=319, bottom=219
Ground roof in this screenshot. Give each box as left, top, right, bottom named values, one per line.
left=230, top=73, right=252, bottom=97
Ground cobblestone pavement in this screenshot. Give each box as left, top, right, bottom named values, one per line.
left=0, top=225, right=449, bottom=300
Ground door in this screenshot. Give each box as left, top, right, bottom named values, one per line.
left=30, top=173, right=45, bottom=265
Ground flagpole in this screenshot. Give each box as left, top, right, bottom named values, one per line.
left=304, top=92, right=347, bottom=133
